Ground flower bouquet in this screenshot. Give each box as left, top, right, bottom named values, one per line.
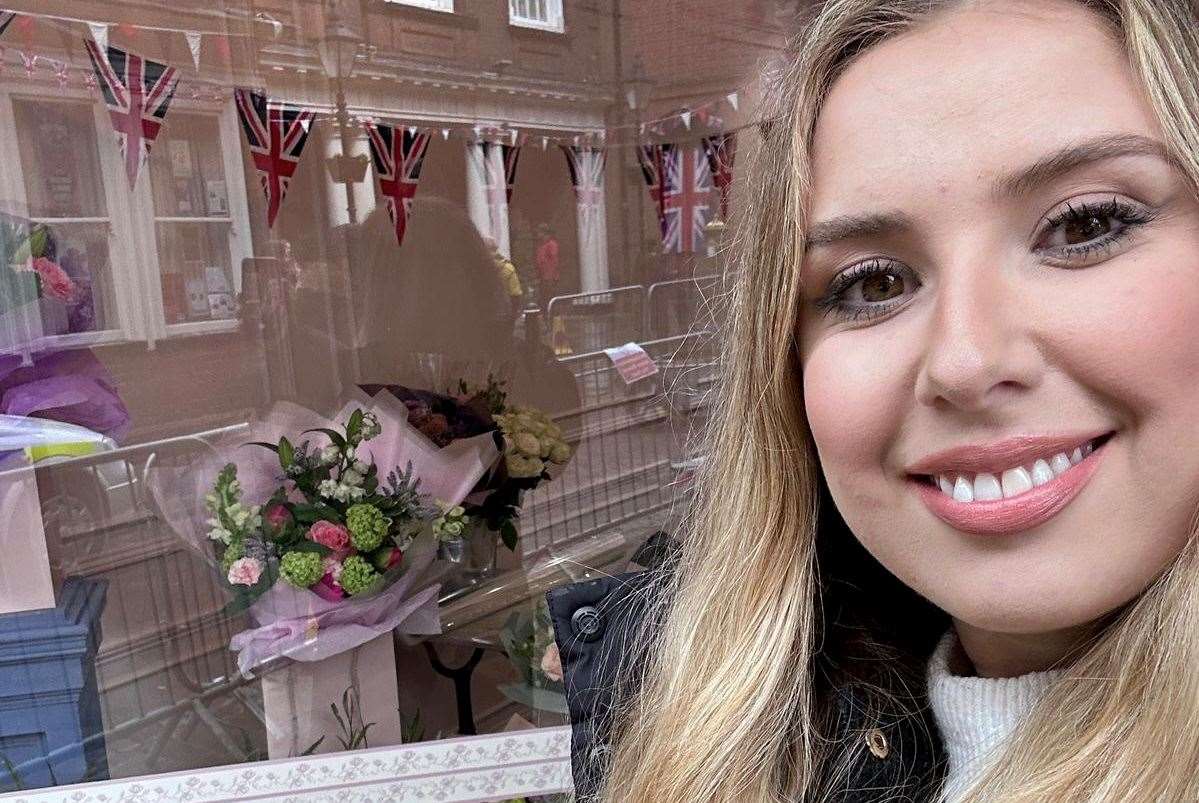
left=361, top=375, right=573, bottom=579
left=0, top=216, right=77, bottom=347
left=148, top=392, right=500, bottom=757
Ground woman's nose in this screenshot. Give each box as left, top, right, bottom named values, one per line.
left=913, top=264, right=1043, bottom=412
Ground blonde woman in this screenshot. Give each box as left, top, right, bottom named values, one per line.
left=545, top=0, right=1199, bottom=800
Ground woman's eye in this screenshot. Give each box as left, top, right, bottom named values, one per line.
left=1035, top=196, right=1158, bottom=259
left=812, top=259, right=919, bottom=322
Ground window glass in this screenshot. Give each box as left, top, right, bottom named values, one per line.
left=0, top=1, right=785, bottom=798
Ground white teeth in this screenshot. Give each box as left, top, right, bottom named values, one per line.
left=972, top=472, right=1003, bottom=501
left=1030, top=459, right=1055, bottom=486
left=1001, top=466, right=1033, bottom=498
left=930, top=438, right=1103, bottom=504
left=1050, top=452, right=1073, bottom=475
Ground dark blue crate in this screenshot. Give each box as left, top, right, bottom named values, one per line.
left=0, top=576, right=108, bottom=791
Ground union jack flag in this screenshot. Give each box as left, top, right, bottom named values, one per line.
left=637, top=144, right=666, bottom=237
left=650, top=143, right=713, bottom=254
left=83, top=40, right=180, bottom=189
left=366, top=121, right=431, bottom=246
left=702, top=132, right=737, bottom=221
left=561, top=146, right=607, bottom=230
left=233, top=88, right=314, bottom=228
left=0, top=12, right=16, bottom=39
left=499, top=139, right=522, bottom=203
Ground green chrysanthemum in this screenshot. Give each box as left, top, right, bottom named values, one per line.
left=346, top=503, right=389, bottom=552
left=338, top=555, right=380, bottom=596
left=220, top=539, right=245, bottom=573
left=279, top=551, right=323, bottom=588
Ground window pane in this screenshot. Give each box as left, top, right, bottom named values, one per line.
left=13, top=100, right=108, bottom=219
left=155, top=222, right=235, bottom=323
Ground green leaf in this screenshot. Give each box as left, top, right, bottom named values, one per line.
left=288, top=540, right=331, bottom=556
left=303, top=427, right=347, bottom=452
left=500, top=520, right=519, bottom=552
left=346, top=408, right=364, bottom=443
left=246, top=440, right=280, bottom=454
left=278, top=437, right=294, bottom=472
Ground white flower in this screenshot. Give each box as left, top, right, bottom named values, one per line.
left=360, top=413, right=382, bottom=441
left=445, top=521, right=463, bottom=536
left=342, top=469, right=363, bottom=487
left=353, top=460, right=370, bottom=474
left=507, top=452, right=544, bottom=478
left=513, top=432, right=541, bottom=457
left=549, top=440, right=571, bottom=464
left=320, top=445, right=341, bottom=465
left=208, top=526, right=232, bottom=543
left=318, top=479, right=340, bottom=498
left=449, top=505, right=464, bottom=518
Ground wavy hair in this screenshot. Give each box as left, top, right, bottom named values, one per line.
left=597, top=1, right=1199, bottom=800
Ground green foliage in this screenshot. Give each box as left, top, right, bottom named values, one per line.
left=280, top=551, right=323, bottom=588
left=338, top=555, right=380, bottom=596
left=331, top=684, right=376, bottom=751
left=346, top=504, right=388, bottom=551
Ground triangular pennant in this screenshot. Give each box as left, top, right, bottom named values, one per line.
left=0, top=12, right=15, bottom=40
left=640, top=143, right=713, bottom=254
left=233, top=88, right=315, bottom=227
left=50, top=58, right=69, bottom=89
left=84, top=40, right=180, bottom=189
left=185, top=31, right=202, bottom=71
left=441, top=127, right=449, bottom=140
left=726, top=91, right=739, bottom=112
left=702, top=131, right=737, bottom=220
left=680, top=111, right=692, bottom=130
left=541, top=136, right=548, bottom=151
left=19, top=50, right=35, bottom=79
left=365, top=121, right=431, bottom=246
left=500, top=140, right=521, bottom=204
left=87, top=22, right=108, bottom=53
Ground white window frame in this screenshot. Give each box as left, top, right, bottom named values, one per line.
left=141, top=98, right=254, bottom=341
left=0, top=86, right=253, bottom=353
left=0, top=89, right=147, bottom=357
left=509, top=0, right=565, bottom=32
left=384, top=0, right=455, bottom=12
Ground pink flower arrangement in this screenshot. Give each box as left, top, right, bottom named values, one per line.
left=227, top=557, right=264, bottom=586
left=308, top=520, right=350, bottom=552
left=31, top=257, right=76, bottom=303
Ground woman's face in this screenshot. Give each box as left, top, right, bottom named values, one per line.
left=798, top=0, right=1199, bottom=669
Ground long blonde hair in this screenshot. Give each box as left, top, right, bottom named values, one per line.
left=598, top=1, right=1199, bottom=800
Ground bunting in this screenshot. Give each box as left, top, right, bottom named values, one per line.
left=366, top=121, right=431, bottom=246
left=83, top=40, right=180, bottom=189
left=656, top=143, right=713, bottom=254
left=561, top=145, right=607, bottom=229
left=636, top=143, right=667, bottom=242
left=702, top=131, right=737, bottom=220
left=499, top=140, right=522, bottom=203
left=234, top=88, right=315, bottom=228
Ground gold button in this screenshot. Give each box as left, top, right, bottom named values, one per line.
left=865, top=728, right=889, bottom=759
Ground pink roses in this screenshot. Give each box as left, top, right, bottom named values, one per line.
left=308, top=520, right=350, bottom=552
left=31, top=257, right=76, bottom=303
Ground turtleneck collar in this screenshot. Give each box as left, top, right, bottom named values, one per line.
left=926, top=628, right=1065, bottom=801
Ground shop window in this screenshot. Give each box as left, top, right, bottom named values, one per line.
left=509, top=0, right=564, bottom=32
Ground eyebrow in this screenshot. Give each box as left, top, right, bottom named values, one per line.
left=803, top=133, right=1176, bottom=250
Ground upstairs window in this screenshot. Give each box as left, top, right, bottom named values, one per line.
left=509, top=0, right=564, bottom=32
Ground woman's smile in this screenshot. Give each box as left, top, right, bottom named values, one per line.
left=907, top=431, right=1116, bottom=535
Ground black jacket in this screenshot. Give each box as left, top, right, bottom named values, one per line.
left=546, top=569, right=947, bottom=801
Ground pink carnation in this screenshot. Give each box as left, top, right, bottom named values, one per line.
left=308, top=520, right=350, bottom=551
left=227, top=557, right=264, bottom=586
left=31, top=257, right=76, bottom=303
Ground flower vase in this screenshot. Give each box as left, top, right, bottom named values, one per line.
left=463, top=519, right=501, bottom=581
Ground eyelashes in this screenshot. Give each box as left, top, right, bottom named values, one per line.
left=811, top=196, right=1159, bottom=323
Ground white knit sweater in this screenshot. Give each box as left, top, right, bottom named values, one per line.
left=926, top=629, right=1065, bottom=802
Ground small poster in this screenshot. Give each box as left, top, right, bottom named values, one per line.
left=185, top=277, right=209, bottom=319
left=603, top=342, right=659, bottom=385
left=205, top=180, right=228, bottom=215
left=170, top=140, right=193, bottom=178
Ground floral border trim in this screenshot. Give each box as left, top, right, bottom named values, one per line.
left=3, top=726, right=573, bottom=803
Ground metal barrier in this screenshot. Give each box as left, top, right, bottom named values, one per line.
left=545, top=285, right=645, bottom=356
left=644, top=274, right=724, bottom=340
left=518, top=330, right=718, bottom=553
